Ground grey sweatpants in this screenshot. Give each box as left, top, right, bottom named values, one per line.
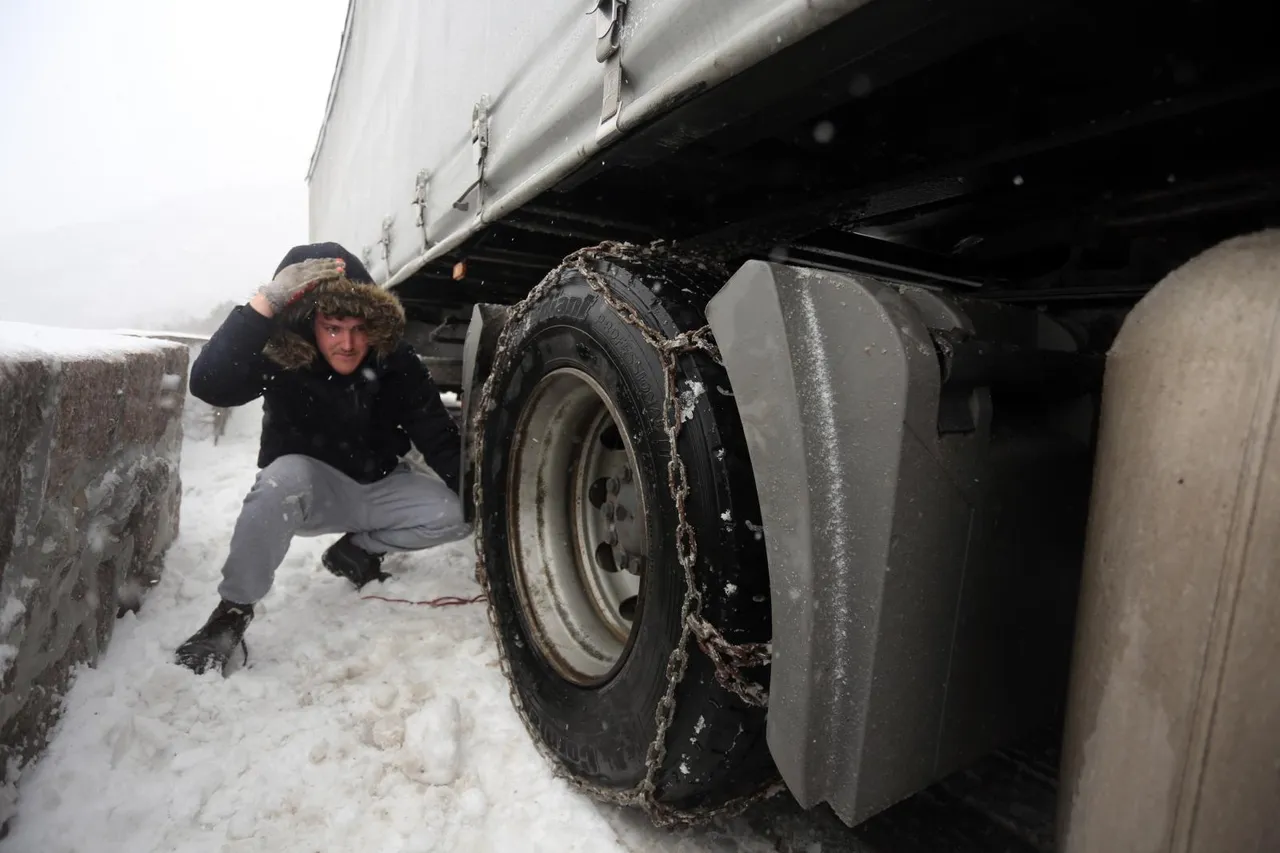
left=218, top=454, right=471, bottom=604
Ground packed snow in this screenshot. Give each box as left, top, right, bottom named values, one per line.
left=0, top=322, right=178, bottom=360
left=1, top=390, right=862, bottom=852
left=678, top=380, right=706, bottom=423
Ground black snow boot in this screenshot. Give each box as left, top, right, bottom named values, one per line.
left=322, top=533, right=390, bottom=590
left=175, top=600, right=254, bottom=675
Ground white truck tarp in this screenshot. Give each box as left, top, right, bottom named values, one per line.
left=307, top=0, right=870, bottom=288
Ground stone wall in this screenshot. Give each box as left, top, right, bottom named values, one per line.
left=0, top=333, right=187, bottom=788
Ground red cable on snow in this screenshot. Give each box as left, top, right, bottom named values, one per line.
left=361, top=593, right=487, bottom=608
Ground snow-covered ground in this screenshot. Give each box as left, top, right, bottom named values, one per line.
left=1, top=396, right=862, bottom=853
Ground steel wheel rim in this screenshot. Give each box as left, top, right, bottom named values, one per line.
left=507, top=367, right=647, bottom=685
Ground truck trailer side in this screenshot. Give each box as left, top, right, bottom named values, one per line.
left=308, top=0, right=1280, bottom=848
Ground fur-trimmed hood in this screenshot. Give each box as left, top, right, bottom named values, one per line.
left=263, top=276, right=407, bottom=370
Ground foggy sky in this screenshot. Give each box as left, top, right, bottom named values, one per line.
left=0, top=0, right=350, bottom=329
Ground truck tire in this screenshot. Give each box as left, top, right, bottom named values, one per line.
left=475, top=253, right=776, bottom=813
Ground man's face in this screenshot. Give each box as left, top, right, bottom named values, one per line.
left=314, top=311, right=370, bottom=375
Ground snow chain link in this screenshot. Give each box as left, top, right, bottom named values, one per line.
left=469, top=241, right=780, bottom=827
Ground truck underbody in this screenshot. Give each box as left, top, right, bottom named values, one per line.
left=312, top=0, right=1280, bottom=848
left=394, top=0, right=1279, bottom=350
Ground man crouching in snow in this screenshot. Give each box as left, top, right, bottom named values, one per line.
left=175, top=242, right=469, bottom=675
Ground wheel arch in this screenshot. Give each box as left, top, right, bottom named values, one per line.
left=706, top=259, right=1098, bottom=826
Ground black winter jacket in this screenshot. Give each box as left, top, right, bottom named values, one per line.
left=189, top=304, right=461, bottom=492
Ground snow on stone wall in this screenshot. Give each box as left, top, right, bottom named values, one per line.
left=0, top=322, right=187, bottom=786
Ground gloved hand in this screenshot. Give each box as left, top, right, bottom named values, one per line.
left=258, top=257, right=346, bottom=314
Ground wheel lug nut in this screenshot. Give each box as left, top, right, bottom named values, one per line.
left=607, top=477, right=620, bottom=495
left=621, top=467, right=632, bottom=484
left=602, top=504, right=615, bottom=521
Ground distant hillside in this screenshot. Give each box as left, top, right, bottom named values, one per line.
left=0, top=183, right=310, bottom=332
left=173, top=299, right=241, bottom=335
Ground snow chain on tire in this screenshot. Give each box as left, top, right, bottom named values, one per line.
left=470, top=240, right=781, bottom=827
